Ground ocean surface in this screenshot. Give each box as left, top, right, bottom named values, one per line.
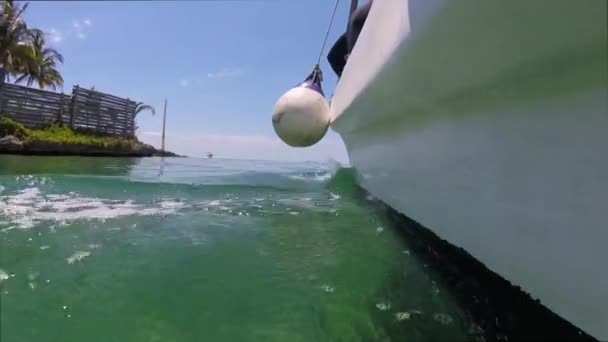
left=0, top=156, right=475, bottom=342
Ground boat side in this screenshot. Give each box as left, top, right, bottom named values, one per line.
left=330, top=0, right=608, bottom=339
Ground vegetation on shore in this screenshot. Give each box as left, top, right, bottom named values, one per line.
left=0, top=117, right=137, bottom=147
left=0, top=117, right=177, bottom=156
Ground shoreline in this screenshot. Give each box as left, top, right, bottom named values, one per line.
left=0, top=135, right=181, bottom=158
left=0, top=150, right=181, bottom=158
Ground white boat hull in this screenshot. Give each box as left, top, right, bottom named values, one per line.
left=330, top=0, right=608, bottom=339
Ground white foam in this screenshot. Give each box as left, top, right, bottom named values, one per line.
left=10, top=188, right=40, bottom=204
left=288, top=171, right=333, bottom=182
left=0, top=269, right=8, bottom=283
left=313, top=172, right=333, bottom=181
left=376, top=303, right=391, bottom=311
left=278, top=198, right=316, bottom=209
left=66, top=251, right=91, bottom=264
left=0, top=188, right=185, bottom=229
left=159, top=200, right=187, bottom=209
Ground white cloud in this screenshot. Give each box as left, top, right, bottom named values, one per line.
left=207, top=67, right=246, bottom=80
left=47, top=28, right=63, bottom=44
left=179, top=79, right=190, bottom=88
left=137, top=131, right=349, bottom=163
left=70, top=19, right=92, bottom=41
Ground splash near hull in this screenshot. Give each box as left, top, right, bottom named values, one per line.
left=330, top=0, right=608, bottom=339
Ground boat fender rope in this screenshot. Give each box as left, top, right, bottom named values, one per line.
left=316, top=0, right=341, bottom=66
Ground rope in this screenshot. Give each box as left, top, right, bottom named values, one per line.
left=316, top=0, right=341, bottom=66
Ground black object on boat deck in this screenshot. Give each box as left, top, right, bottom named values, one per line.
left=327, top=0, right=373, bottom=78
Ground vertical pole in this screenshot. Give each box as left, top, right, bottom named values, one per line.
left=161, top=98, right=167, bottom=152
left=70, top=85, right=79, bottom=129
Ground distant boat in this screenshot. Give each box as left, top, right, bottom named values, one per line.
left=206, top=152, right=213, bottom=159
left=326, top=0, right=607, bottom=340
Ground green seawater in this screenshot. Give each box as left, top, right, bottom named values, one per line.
left=0, top=156, right=474, bottom=342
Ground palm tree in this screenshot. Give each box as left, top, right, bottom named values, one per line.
left=0, top=1, right=36, bottom=83
left=132, top=102, right=155, bottom=136
left=14, top=29, right=64, bottom=90
left=134, top=102, right=156, bottom=117
left=0, top=1, right=63, bottom=89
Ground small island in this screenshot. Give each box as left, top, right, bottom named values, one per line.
left=0, top=0, right=179, bottom=158
left=0, top=117, right=178, bottom=157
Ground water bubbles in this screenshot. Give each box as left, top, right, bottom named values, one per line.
left=433, top=313, right=454, bottom=325
left=321, top=284, right=335, bottom=293
left=66, top=251, right=91, bottom=264
left=62, top=305, right=72, bottom=318
left=396, top=312, right=411, bottom=321
left=27, top=272, right=39, bottom=289
left=208, top=200, right=221, bottom=207
left=329, top=193, right=341, bottom=201
left=376, top=302, right=391, bottom=311
left=0, top=269, right=8, bottom=284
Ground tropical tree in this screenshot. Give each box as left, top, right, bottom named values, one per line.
left=0, top=1, right=35, bottom=82
left=0, top=1, right=63, bottom=89
left=13, top=29, right=63, bottom=90
left=132, top=102, right=156, bottom=136
left=134, top=102, right=155, bottom=117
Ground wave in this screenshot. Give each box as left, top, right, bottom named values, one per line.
left=0, top=166, right=362, bottom=231
left=1, top=161, right=357, bottom=192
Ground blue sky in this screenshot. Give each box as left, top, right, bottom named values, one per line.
left=24, top=0, right=352, bottom=162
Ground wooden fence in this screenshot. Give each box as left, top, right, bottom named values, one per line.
left=0, top=83, right=137, bottom=137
